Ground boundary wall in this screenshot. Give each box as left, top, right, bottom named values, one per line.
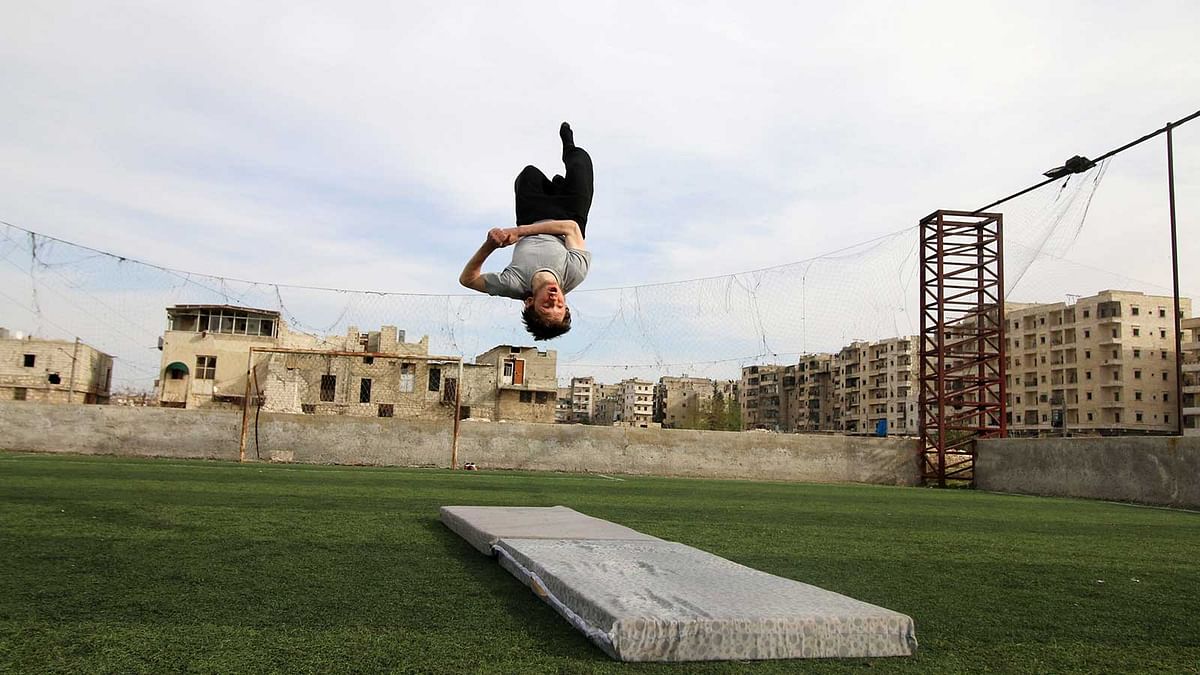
left=976, top=436, right=1200, bottom=509
left=0, top=402, right=921, bottom=486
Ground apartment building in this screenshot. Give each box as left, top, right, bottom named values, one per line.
left=740, top=364, right=784, bottom=429
left=1, top=329, right=113, bottom=404
left=569, top=375, right=595, bottom=423
left=856, top=336, right=917, bottom=435
left=785, top=354, right=835, bottom=432
left=1183, top=316, right=1200, bottom=436
left=653, top=375, right=715, bottom=428
left=616, top=378, right=655, bottom=426
left=742, top=337, right=917, bottom=435
left=555, top=386, right=573, bottom=423
left=1004, top=290, right=1191, bottom=436
left=592, top=387, right=619, bottom=426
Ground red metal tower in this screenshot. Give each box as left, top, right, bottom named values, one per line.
left=918, top=210, right=1007, bottom=486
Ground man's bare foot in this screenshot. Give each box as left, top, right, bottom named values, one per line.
left=560, top=122, right=574, bottom=150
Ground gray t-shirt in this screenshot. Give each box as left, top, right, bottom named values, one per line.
left=481, top=234, right=591, bottom=299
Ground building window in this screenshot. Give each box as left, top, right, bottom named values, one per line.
left=1134, top=370, right=1142, bottom=379
left=196, top=356, right=216, bottom=380
left=1133, top=349, right=1141, bottom=358
left=1087, top=392, right=1092, bottom=400
left=320, top=375, right=336, bottom=402
left=1086, top=371, right=1091, bottom=380
left=13, top=387, right=27, bottom=401
left=428, top=368, right=441, bottom=392
left=1084, top=330, right=1090, bottom=338
left=1163, top=371, right=1169, bottom=380
left=23, top=354, right=35, bottom=367
left=1132, top=306, right=1140, bottom=316
left=378, top=403, right=394, bottom=418
left=363, top=356, right=374, bottom=365
left=535, top=391, right=550, bottom=404
left=1159, top=308, right=1166, bottom=318
left=519, top=390, right=533, bottom=403
left=1083, top=309, right=1090, bottom=318
left=400, top=363, right=414, bottom=392
left=360, top=378, right=372, bottom=403
left=1087, top=412, right=1093, bottom=421
left=1164, top=393, right=1169, bottom=403
left=1135, top=391, right=1142, bottom=401
left=1132, top=327, right=1140, bottom=337
left=47, top=373, right=62, bottom=385
left=1160, top=329, right=1167, bottom=339
left=1114, top=413, right=1121, bottom=424
left=1162, top=350, right=1168, bottom=359
left=301, top=403, right=315, bottom=414
left=1084, top=350, right=1091, bottom=359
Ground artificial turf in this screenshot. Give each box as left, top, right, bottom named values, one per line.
left=0, top=452, right=1197, bottom=674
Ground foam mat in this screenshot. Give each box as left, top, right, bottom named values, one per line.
left=443, top=506, right=916, bottom=662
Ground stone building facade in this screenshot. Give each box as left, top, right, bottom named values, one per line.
left=156, top=304, right=554, bottom=424
left=570, top=376, right=595, bottom=423
left=615, top=378, right=655, bottom=426
left=741, top=336, right=917, bottom=435
left=0, top=330, right=113, bottom=404
left=1004, top=290, right=1192, bottom=436
left=474, top=345, right=558, bottom=423
left=653, top=375, right=715, bottom=428
left=1183, top=316, right=1200, bottom=437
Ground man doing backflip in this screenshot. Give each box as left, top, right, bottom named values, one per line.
left=459, top=122, right=594, bottom=340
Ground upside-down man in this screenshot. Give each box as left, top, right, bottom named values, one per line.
left=459, top=122, right=594, bottom=340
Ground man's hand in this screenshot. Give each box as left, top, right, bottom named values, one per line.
left=488, top=227, right=517, bottom=248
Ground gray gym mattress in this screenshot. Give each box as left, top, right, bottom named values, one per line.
left=439, top=505, right=660, bottom=555
left=442, top=505, right=916, bottom=662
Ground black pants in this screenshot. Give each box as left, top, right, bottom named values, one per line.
left=514, top=146, right=593, bottom=236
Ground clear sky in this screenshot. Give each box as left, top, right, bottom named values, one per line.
left=1, top=1, right=1198, bottom=386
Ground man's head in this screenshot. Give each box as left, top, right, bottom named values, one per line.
left=522, top=280, right=571, bottom=340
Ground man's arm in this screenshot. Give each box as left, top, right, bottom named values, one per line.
left=459, top=236, right=501, bottom=292
left=504, top=219, right=585, bottom=251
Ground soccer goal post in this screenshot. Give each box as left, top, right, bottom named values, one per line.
left=238, top=346, right=465, bottom=467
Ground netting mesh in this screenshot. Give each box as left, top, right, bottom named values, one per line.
left=0, top=157, right=1173, bottom=392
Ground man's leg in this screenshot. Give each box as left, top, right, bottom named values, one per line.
left=515, top=165, right=564, bottom=226
left=557, top=123, right=594, bottom=235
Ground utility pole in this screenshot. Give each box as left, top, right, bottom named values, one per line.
left=67, top=337, right=80, bottom=403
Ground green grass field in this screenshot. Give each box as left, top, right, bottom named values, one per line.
left=1, top=453, right=1197, bottom=674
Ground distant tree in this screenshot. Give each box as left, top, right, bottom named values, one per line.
left=704, top=391, right=725, bottom=431
left=724, top=397, right=743, bottom=431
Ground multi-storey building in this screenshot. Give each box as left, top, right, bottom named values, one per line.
left=1183, top=316, right=1200, bottom=436
left=473, top=345, right=559, bottom=423
left=0, top=329, right=113, bottom=404
left=653, top=375, right=715, bottom=428
left=859, top=336, right=917, bottom=435
left=555, top=386, right=573, bottom=423
left=570, top=376, right=595, bottom=423
left=790, top=354, right=835, bottom=431
left=740, top=365, right=784, bottom=429
left=1004, top=290, right=1191, bottom=436
left=592, top=388, right=619, bottom=426
left=616, top=378, right=655, bottom=426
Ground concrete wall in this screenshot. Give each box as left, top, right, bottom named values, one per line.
left=977, top=436, right=1200, bottom=509
left=0, top=401, right=921, bottom=485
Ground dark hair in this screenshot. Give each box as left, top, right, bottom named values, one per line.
left=522, top=305, right=572, bottom=341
